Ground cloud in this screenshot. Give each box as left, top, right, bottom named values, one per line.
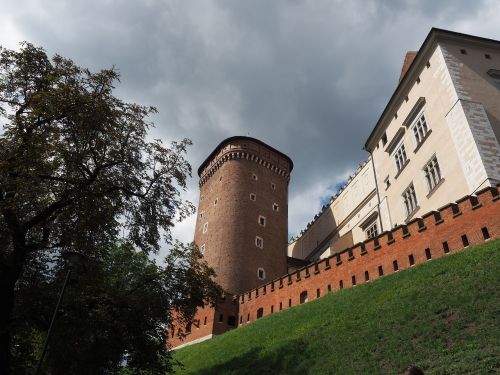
left=2, top=0, right=499, bottom=259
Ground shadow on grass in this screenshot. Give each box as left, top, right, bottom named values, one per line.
left=178, top=338, right=317, bottom=375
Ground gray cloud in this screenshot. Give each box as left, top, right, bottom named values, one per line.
left=2, top=0, right=499, bottom=251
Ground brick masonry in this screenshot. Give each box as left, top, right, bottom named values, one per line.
left=169, top=185, right=500, bottom=349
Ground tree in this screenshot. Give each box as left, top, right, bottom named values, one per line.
left=0, top=43, right=219, bottom=373
left=10, top=241, right=218, bottom=374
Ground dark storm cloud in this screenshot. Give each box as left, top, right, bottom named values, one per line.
left=2, top=0, right=499, bottom=243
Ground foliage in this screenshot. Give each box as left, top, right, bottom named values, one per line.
left=11, top=242, right=220, bottom=375
left=174, top=240, right=500, bottom=375
left=0, top=42, right=219, bottom=373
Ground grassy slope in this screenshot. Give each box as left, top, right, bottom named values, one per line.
left=174, top=240, right=500, bottom=375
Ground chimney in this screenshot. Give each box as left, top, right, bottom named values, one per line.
left=399, top=51, right=418, bottom=82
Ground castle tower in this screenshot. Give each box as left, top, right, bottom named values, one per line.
left=195, top=136, right=293, bottom=294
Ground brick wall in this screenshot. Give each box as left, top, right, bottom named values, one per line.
left=170, top=186, right=499, bottom=349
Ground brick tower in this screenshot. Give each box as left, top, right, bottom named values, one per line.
left=195, top=136, right=293, bottom=294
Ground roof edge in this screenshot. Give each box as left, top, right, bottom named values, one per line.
left=364, top=27, right=500, bottom=151
left=197, top=136, right=294, bottom=177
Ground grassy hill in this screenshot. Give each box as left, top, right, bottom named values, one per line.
left=173, top=240, right=500, bottom=374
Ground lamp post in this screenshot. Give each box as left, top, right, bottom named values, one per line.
left=34, top=251, right=86, bottom=375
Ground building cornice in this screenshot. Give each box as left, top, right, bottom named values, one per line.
left=364, top=28, right=500, bottom=152
left=198, top=136, right=293, bottom=177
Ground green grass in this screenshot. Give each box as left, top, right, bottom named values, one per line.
left=173, top=240, right=500, bottom=374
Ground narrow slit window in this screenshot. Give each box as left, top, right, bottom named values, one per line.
left=202, top=222, right=208, bottom=234
left=365, top=271, right=370, bottom=281
left=258, top=215, right=266, bottom=226
left=339, top=280, right=344, bottom=289
left=255, top=236, right=264, bottom=249
left=425, top=248, right=432, bottom=260
left=316, top=288, right=320, bottom=298
left=273, top=203, right=279, bottom=212
left=443, top=241, right=450, bottom=254
left=481, top=227, right=490, bottom=240
left=352, top=275, right=357, bottom=286
left=218, top=314, right=223, bottom=323
left=250, top=193, right=256, bottom=201
left=409, top=254, right=415, bottom=266
left=393, top=260, right=399, bottom=271
left=378, top=265, right=384, bottom=276
left=461, top=234, right=469, bottom=247
left=288, top=299, right=292, bottom=307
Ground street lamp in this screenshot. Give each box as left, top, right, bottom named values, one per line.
left=34, top=251, right=86, bottom=375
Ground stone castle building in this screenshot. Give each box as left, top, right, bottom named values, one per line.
left=169, top=28, right=500, bottom=349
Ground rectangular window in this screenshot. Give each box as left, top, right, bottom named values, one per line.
left=255, top=236, right=263, bottom=249
left=364, top=271, right=370, bottom=281
left=202, top=222, right=208, bottom=234
left=258, top=215, right=266, bottom=226
left=352, top=275, right=357, bottom=286
left=250, top=193, right=256, bottom=201
left=378, top=265, right=384, bottom=276
left=273, top=203, right=279, bottom=212
left=423, top=156, right=442, bottom=192
left=365, top=221, right=378, bottom=240
left=200, top=244, right=206, bottom=255
left=402, top=183, right=418, bottom=217
left=412, top=112, right=429, bottom=145
left=339, top=280, right=344, bottom=289
left=393, top=141, right=408, bottom=172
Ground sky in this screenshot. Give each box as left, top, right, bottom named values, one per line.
left=2, top=0, right=500, bottom=258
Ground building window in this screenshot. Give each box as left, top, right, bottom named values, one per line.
left=393, top=260, right=399, bottom=271
left=252, top=174, right=258, bottom=181
left=382, top=132, right=388, bottom=146
left=393, top=141, right=408, bottom=172
left=199, top=211, right=204, bottom=219
left=200, top=244, right=206, bottom=255
left=214, top=198, right=218, bottom=206
left=202, top=222, right=208, bottom=234
left=250, top=193, right=256, bottom=201
left=384, top=176, right=390, bottom=190
left=273, top=203, right=279, bottom=212
left=257, top=268, right=265, bottom=280
left=300, top=291, right=308, bottom=304
left=423, top=155, right=442, bottom=192
left=271, top=183, right=276, bottom=190
left=411, top=112, right=429, bottom=146
left=255, top=236, right=263, bottom=249
left=402, top=183, right=418, bottom=217
left=218, top=314, right=223, bottom=323
left=365, top=221, right=378, bottom=240
left=258, top=215, right=266, bottom=227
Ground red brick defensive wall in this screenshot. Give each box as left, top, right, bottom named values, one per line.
left=169, top=186, right=500, bottom=349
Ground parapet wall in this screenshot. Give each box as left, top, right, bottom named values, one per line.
left=170, top=186, right=499, bottom=348
left=237, top=186, right=499, bottom=325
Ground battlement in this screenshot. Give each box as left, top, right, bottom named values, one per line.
left=169, top=180, right=499, bottom=350
left=236, top=186, right=499, bottom=325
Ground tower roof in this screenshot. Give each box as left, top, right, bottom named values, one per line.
left=197, top=136, right=294, bottom=177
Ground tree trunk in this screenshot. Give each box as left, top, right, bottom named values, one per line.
left=0, top=241, right=27, bottom=375
left=0, top=271, right=18, bottom=375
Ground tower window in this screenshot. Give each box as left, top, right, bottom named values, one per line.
left=273, top=203, right=279, bottom=212
left=257, top=268, right=266, bottom=280
left=258, top=215, right=266, bottom=226
left=202, top=222, right=208, bottom=234
left=382, top=132, right=388, bottom=146
left=214, top=198, right=218, bottom=206
left=200, top=244, right=206, bottom=255
left=199, top=211, right=204, bottom=219
left=250, top=193, right=256, bottom=201
left=252, top=174, right=258, bottom=181
left=218, top=314, right=223, bottom=323
left=378, top=265, right=384, bottom=276
left=460, top=48, right=467, bottom=55
left=271, top=183, right=276, bottom=190
left=255, top=236, right=263, bottom=249
left=485, top=54, right=491, bottom=59
left=409, top=254, right=415, bottom=266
